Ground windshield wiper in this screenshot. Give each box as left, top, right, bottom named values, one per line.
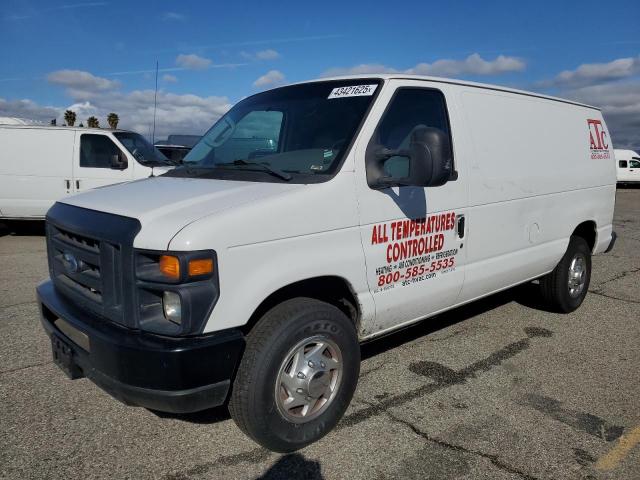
left=218, top=160, right=292, bottom=181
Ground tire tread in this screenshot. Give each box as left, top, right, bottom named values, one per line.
left=540, top=236, right=591, bottom=313
left=229, top=297, right=357, bottom=451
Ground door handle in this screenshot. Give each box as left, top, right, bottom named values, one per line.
left=75, top=180, right=80, bottom=190
left=65, top=179, right=70, bottom=190
left=457, top=215, right=465, bottom=239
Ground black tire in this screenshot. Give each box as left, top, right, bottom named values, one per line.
left=229, top=297, right=360, bottom=452
left=540, top=236, right=591, bottom=313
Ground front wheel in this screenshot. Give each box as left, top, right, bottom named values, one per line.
left=229, top=298, right=360, bottom=452
left=540, top=236, right=592, bottom=313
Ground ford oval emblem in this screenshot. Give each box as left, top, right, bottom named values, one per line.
left=62, top=252, right=80, bottom=274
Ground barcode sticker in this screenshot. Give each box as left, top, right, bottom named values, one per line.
left=328, top=84, right=377, bottom=99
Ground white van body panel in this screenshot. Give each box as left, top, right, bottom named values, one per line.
left=614, top=149, right=640, bottom=183
left=353, top=79, right=469, bottom=335
left=52, top=75, right=616, bottom=341
left=167, top=172, right=376, bottom=333
left=0, top=127, right=75, bottom=218
left=457, top=88, right=615, bottom=302
left=0, top=126, right=161, bottom=219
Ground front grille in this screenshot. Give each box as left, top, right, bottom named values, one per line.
left=48, top=223, right=123, bottom=319
left=45, top=203, right=141, bottom=328
left=50, top=225, right=105, bottom=303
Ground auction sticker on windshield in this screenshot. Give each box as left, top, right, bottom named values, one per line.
left=328, top=84, right=378, bottom=99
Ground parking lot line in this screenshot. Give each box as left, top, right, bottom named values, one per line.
left=595, top=425, right=640, bottom=471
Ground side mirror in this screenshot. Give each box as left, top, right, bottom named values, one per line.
left=367, top=127, right=452, bottom=189
left=407, top=126, right=453, bottom=187
left=110, top=153, right=128, bottom=170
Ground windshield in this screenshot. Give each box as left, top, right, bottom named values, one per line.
left=176, top=79, right=381, bottom=182
left=113, top=132, right=175, bottom=166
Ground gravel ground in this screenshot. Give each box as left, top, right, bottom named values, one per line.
left=1, top=188, right=638, bottom=480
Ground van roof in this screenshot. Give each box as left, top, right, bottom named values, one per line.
left=293, top=74, right=599, bottom=110
left=0, top=124, right=134, bottom=133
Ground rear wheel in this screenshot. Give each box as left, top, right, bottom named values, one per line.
left=540, top=236, right=591, bottom=312
left=229, top=297, right=360, bottom=452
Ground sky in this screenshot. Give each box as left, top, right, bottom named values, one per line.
left=1, top=0, right=639, bottom=147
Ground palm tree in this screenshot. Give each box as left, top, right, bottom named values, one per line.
left=107, top=112, right=119, bottom=129
left=87, top=116, right=99, bottom=128
left=64, top=110, right=76, bottom=126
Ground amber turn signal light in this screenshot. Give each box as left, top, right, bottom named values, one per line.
left=188, top=258, right=214, bottom=277
left=159, top=255, right=180, bottom=280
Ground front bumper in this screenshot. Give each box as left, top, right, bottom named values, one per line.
left=37, top=280, right=244, bottom=413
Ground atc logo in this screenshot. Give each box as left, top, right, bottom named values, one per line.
left=588, top=119, right=610, bottom=159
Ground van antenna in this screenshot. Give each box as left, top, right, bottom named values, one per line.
left=152, top=60, right=158, bottom=144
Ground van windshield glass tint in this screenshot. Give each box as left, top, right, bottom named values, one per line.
left=113, top=132, right=174, bottom=166
left=179, top=80, right=380, bottom=181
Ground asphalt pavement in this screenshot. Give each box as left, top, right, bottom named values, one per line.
left=1, top=188, right=638, bottom=480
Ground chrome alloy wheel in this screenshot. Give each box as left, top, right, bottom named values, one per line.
left=568, top=253, right=587, bottom=298
left=275, top=336, right=343, bottom=423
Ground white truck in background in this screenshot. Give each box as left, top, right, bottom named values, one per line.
left=614, top=149, right=640, bottom=184
left=36, top=75, right=616, bottom=452
left=0, top=126, right=174, bottom=220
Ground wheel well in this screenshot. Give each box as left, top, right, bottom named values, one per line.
left=572, top=221, right=597, bottom=252
left=241, top=276, right=360, bottom=335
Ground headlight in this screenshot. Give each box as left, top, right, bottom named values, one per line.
left=135, top=249, right=219, bottom=336
left=163, top=291, right=182, bottom=325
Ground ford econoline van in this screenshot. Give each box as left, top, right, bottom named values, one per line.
left=614, top=149, right=640, bottom=185
left=0, top=125, right=174, bottom=219
left=36, top=75, right=617, bottom=452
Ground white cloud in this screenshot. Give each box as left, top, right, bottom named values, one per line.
left=65, top=89, right=231, bottom=140
left=547, top=56, right=640, bottom=88
left=253, top=70, right=285, bottom=88
left=8, top=70, right=232, bottom=140
left=0, top=98, right=60, bottom=122
left=256, top=49, right=281, bottom=60
left=241, top=49, right=281, bottom=61
left=323, top=63, right=398, bottom=77
left=410, top=54, right=525, bottom=77
left=176, top=54, right=212, bottom=70
left=47, top=70, right=120, bottom=91
left=5, top=2, right=107, bottom=20
left=162, top=74, right=178, bottom=83
left=163, top=12, right=186, bottom=21
left=51, top=2, right=108, bottom=11
left=322, top=53, right=526, bottom=78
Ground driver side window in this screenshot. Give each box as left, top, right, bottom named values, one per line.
left=630, top=160, right=640, bottom=169
left=374, top=88, right=452, bottom=180
left=80, top=134, right=125, bottom=169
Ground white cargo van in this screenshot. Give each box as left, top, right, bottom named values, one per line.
left=37, top=75, right=616, bottom=452
left=0, top=125, right=174, bottom=219
left=614, top=149, right=640, bottom=184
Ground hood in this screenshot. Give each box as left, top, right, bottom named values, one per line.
left=60, top=176, right=303, bottom=248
